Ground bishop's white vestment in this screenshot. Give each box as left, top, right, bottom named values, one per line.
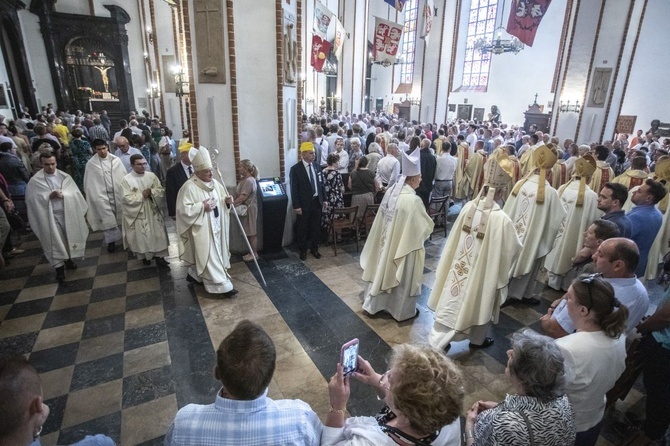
left=427, top=199, right=522, bottom=349
left=84, top=153, right=126, bottom=243
left=176, top=177, right=233, bottom=294
left=545, top=180, right=602, bottom=290
left=504, top=175, right=566, bottom=299
left=360, top=184, right=433, bottom=321
left=26, top=169, right=89, bottom=267
left=120, top=171, right=169, bottom=259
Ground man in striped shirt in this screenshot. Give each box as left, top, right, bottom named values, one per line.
left=88, top=118, right=109, bottom=142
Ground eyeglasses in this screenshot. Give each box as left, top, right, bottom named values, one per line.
left=379, top=371, right=391, bottom=391
left=579, top=273, right=602, bottom=310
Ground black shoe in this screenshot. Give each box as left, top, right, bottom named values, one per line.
left=56, top=266, right=65, bottom=283
left=107, top=242, right=116, bottom=253
left=521, top=297, right=541, bottom=306
left=223, top=289, right=239, bottom=297
left=64, top=259, right=77, bottom=270
left=299, top=251, right=307, bottom=261
left=311, top=250, right=321, bottom=259
left=500, top=298, right=521, bottom=308
left=142, top=259, right=151, bottom=266
left=186, top=274, right=197, bottom=283
left=155, top=257, right=170, bottom=267
left=469, top=337, right=495, bottom=349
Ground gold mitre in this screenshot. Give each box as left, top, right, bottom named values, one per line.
left=573, top=154, right=597, bottom=207
left=654, top=157, right=670, bottom=182
left=484, top=151, right=514, bottom=189
left=573, top=154, right=597, bottom=178
left=534, top=144, right=558, bottom=170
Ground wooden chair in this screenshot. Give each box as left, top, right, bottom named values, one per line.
left=330, top=206, right=359, bottom=256
left=428, top=195, right=449, bottom=239
left=362, top=204, right=380, bottom=238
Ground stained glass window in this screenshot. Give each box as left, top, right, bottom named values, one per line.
left=399, top=0, right=419, bottom=85
left=460, top=0, right=498, bottom=91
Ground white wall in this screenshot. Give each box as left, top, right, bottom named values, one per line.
left=619, top=0, right=670, bottom=137
left=18, top=9, right=56, bottom=110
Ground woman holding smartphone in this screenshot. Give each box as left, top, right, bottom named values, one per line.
left=323, top=344, right=464, bottom=446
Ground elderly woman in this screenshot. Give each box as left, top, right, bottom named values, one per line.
left=323, top=344, right=464, bottom=445
left=234, top=159, right=259, bottom=261
left=348, top=138, right=364, bottom=172
left=366, top=142, right=383, bottom=174
left=465, top=330, right=576, bottom=445
left=349, top=156, right=378, bottom=220
left=321, top=153, right=345, bottom=232
left=555, top=274, right=628, bottom=446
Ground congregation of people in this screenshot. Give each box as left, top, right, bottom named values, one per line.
left=3, top=105, right=670, bottom=446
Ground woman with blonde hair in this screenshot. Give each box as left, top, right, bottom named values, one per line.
left=324, top=344, right=464, bottom=445
left=233, top=159, right=259, bottom=261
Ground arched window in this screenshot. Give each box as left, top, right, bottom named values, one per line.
left=399, top=0, right=419, bottom=84
left=461, top=0, right=498, bottom=92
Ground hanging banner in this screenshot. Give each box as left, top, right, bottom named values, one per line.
left=506, top=0, right=552, bottom=47
left=311, top=34, right=332, bottom=72
left=384, top=0, right=407, bottom=12
left=373, top=17, right=404, bottom=65
left=313, top=0, right=334, bottom=38
left=331, top=18, right=346, bottom=60
left=419, top=0, right=435, bottom=44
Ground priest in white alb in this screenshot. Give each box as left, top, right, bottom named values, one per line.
left=545, top=154, right=602, bottom=291
left=84, top=139, right=126, bottom=253
left=26, top=153, right=89, bottom=282
left=504, top=144, right=567, bottom=305
left=120, top=154, right=170, bottom=267
left=428, top=150, right=522, bottom=350
left=644, top=157, right=670, bottom=281
left=360, top=147, right=433, bottom=321
left=176, top=145, right=237, bottom=296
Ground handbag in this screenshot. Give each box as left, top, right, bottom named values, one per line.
left=6, top=209, right=26, bottom=230
left=235, top=204, right=248, bottom=217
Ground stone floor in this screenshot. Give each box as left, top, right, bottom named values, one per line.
left=0, top=219, right=663, bottom=445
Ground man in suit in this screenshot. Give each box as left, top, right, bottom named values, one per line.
left=290, top=142, right=325, bottom=261
left=166, top=140, right=193, bottom=218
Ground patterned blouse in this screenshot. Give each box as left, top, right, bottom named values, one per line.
left=474, top=394, right=576, bottom=446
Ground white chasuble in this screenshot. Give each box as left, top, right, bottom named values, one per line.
left=84, top=153, right=126, bottom=231
left=176, top=177, right=233, bottom=293
left=427, top=200, right=521, bottom=349
left=545, top=181, right=602, bottom=290
left=26, top=170, right=89, bottom=266
left=120, top=171, right=169, bottom=257
left=503, top=175, right=566, bottom=278
left=360, top=184, right=433, bottom=321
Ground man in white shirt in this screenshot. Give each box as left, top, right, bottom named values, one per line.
left=114, top=136, right=143, bottom=172
left=541, top=237, right=649, bottom=338
left=315, top=127, right=330, bottom=168
left=375, top=143, right=400, bottom=190
left=433, top=146, right=457, bottom=200
left=333, top=136, right=349, bottom=174
left=465, top=124, right=478, bottom=153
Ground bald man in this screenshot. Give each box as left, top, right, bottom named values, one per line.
left=114, top=136, right=143, bottom=173
left=541, top=238, right=649, bottom=339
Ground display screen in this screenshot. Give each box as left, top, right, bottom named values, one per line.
left=259, top=180, right=284, bottom=197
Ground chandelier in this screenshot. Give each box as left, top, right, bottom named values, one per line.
left=474, top=26, right=524, bottom=55
left=474, top=0, right=524, bottom=55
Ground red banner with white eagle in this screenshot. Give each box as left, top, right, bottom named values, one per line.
left=311, top=35, right=332, bottom=72
left=506, top=0, right=552, bottom=47
left=373, top=17, right=403, bottom=66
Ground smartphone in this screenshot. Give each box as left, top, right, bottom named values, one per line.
left=340, top=338, right=359, bottom=376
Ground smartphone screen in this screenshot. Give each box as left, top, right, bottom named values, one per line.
left=341, top=338, right=359, bottom=376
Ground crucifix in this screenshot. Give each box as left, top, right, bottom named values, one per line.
left=328, top=92, right=336, bottom=112
left=533, top=93, right=539, bottom=104
left=195, top=0, right=220, bottom=59
left=94, top=66, right=112, bottom=92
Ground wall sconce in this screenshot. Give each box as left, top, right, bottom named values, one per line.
left=172, top=65, right=190, bottom=98
left=306, top=98, right=315, bottom=104
left=409, top=96, right=421, bottom=106
left=146, top=83, right=160, bottom=99
left=560, top=100, right=581, bottom=113
left=146, top=25, right=154, bottom=44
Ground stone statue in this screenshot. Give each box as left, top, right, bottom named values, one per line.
left=283, top=22, right=297, bottom=84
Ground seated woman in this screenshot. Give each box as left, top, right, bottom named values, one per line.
left=555, top=274, right=628, bottom=446
left=465, top=330, right=576, bottom=445
left=323, top=344, right=464, bottom=445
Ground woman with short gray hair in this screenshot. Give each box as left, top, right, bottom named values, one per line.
left=465, top=330, right=576, bottom=445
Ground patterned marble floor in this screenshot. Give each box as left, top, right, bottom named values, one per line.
left=0, top=219, right=659, bottom=445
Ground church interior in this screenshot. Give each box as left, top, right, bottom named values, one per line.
left=1, top=0, right=669, bottom=444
